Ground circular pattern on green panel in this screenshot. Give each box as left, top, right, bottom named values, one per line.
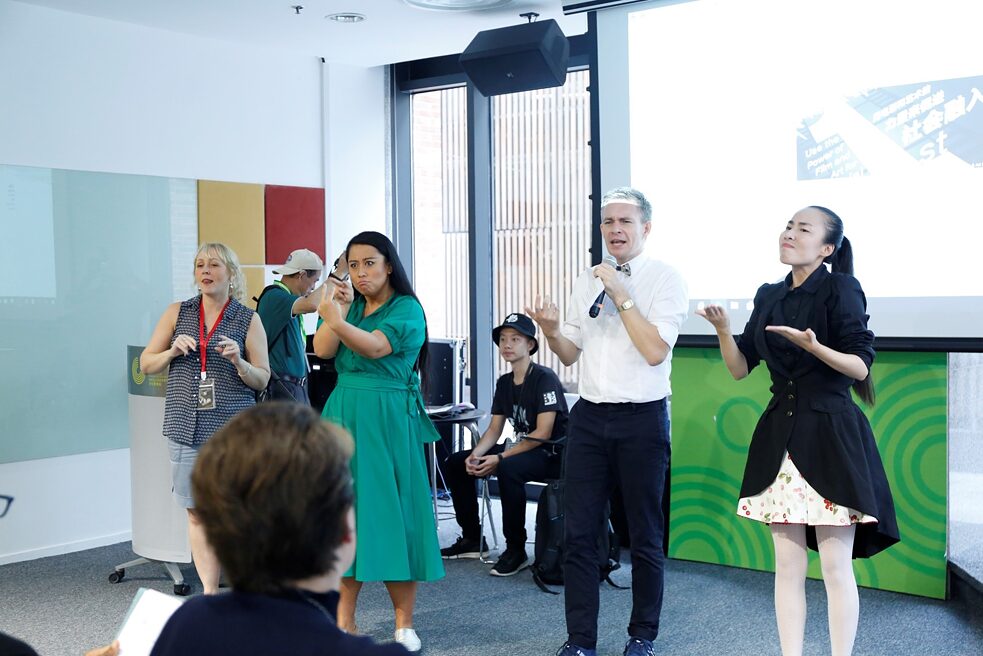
left=853, top=558, right=880, bottom=588
left=715, top=397, right=763, bottom=453
left=866, top=363, right=946, bottom=578
left=670, top=465, right=772, bottom=571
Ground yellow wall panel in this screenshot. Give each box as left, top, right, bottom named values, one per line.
left=242, top=266, right=266, bottom=310
left=198, top=180, right=265, bottom=266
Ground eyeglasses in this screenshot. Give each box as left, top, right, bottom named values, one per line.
left=0, top=495, right=12, bottom=518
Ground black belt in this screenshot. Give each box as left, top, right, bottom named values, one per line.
left=583, top=398, right=665, bottom=411
left=277, top=373, right=308, bottom=386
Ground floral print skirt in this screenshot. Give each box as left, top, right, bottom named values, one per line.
left=737, top=451, right=878, bottom=526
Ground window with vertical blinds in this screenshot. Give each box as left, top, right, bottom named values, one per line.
left=491, top=69, right=592, bottom=391
left=411, top=87, right=470, bottom=344
left=409, top=70, right=592, bottom=396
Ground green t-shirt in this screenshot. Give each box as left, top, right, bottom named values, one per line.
left=256, top=282, right=308, bottom=379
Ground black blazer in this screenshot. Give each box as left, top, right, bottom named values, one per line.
left=735, top=266, right=899, bottom=558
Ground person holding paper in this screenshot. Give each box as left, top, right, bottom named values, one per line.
left=0, top=634, right=118, bottom=656
left=149, top=402, right=407, bottom=656
left=697, top=206, right=899, bottom=656
left=141, top=243, right=270, bottom=595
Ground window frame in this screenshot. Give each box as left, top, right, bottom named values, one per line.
left=390, top=20, right=602, bottom=413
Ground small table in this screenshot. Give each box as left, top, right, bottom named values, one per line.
left=426, top=408, right=486, bottom=450
left=426, top=408, right=498, bottom=559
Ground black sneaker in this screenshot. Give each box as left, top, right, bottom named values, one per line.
left=440, top=535, right=487, bottom=559
left=623, top=637, right=655, bottom=656
left=489, top=547, right=530, bottom=576
left=555, top=642, right=597, bottom=656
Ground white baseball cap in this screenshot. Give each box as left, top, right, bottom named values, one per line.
left=273, top=249, right=324, bottom=275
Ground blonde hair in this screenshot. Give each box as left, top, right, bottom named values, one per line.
left=194, top=242, right=247, bottom=302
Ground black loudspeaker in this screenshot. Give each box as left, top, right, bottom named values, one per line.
left=459, top=19, right=569, bottom=97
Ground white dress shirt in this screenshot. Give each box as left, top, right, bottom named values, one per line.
left=561, top=254, right=688, bottom=403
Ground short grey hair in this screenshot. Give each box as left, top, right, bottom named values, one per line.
left=600, top=187, right=652, bottom=223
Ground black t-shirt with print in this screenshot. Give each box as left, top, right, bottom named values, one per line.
left=490, top=362, right=568, bottom=439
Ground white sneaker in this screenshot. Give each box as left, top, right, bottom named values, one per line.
left=395, top=627, right=422, bottom=652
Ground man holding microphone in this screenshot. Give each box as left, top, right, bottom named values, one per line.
left=526, top=187, right=688, bottom=656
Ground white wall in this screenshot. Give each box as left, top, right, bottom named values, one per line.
left=0, top=451, right=132, bottom=565
left=0, top=0, right=323, bottom=185
left=322, top=62, right=389, bottom=259
left=0, top=0, right=387, bottom=564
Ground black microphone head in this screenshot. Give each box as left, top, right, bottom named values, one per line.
left=602, top=254, right=618, bottom=268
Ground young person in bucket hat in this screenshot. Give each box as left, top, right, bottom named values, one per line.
left=440, top=313, right=569, bottom=576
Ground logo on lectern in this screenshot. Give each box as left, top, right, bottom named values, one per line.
left=131, top=357, right=146, bottom=385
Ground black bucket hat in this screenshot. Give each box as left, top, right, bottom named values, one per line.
left=491, top=313, right=538, bottom=355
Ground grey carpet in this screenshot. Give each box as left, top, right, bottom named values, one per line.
left=951, top=520, right=983, bottom=587
left=1, top=498, right=981, bottom=656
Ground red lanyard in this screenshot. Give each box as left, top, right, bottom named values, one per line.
left=199, top=298, right=231, bottom=381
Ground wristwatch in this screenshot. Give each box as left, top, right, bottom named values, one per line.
left=617, top=298, right=635, bottom=313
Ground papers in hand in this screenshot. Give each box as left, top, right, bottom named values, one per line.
left=116, top=587, right=184, bottom=655
left=426, top=402, right=476, bottom=418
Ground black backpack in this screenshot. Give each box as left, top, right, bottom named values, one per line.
left=252, top=285, right=297, bottom=403
left=530, top=476, right=626, bottom=594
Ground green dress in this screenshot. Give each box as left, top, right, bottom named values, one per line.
left=322, top=293, right=445, bottom=582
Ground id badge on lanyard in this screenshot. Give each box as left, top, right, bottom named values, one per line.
left=197, top=298, right=230, bottom=411
left=198, top=377, right=216, bottom=410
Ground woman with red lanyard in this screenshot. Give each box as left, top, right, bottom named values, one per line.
left=142, top=242, right=270, bottom=594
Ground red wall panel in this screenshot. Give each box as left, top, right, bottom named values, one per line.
left=264, top=185, right=326, bottom=266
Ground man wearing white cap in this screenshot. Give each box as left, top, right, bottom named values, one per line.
left=255, top=249, right=326, bottom=403
left=527, top=187, right=688, bottom=656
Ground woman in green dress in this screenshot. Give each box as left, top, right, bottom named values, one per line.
left=313, top=231, right=444, bottom=653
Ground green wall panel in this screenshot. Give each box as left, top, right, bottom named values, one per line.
left=669, top=348, right=947, bottom=599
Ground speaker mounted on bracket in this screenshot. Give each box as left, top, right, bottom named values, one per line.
left=459, top=17, right=570, bottom=97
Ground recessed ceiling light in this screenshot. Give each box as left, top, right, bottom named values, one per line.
left=403, top=0, right=514, bottom=11
left=325, top=12, right=366, bottom=23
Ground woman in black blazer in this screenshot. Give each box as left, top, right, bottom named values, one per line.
left=698, top=206, right=899, bottom=656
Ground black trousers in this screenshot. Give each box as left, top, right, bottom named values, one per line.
left=443, top=445, right=561, bottom=550
left=563, top=398, right=670, bottom=648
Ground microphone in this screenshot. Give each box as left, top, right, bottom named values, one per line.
left=589, top=255, right=619, bottom=318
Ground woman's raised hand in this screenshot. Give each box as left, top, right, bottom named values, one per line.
left=330, top=276, right=354, bottom=306
left=318, top=284, right=344, bottom=328
left=765, top=325, right=819, bottom=352
left=170, top=334, right=197, bottom=357
left=696, top=304, right=731, bottom=332
left=215, top=335, right=242, bottom=364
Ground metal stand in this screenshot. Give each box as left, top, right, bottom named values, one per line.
left=478, top=477, right=500, bottom=562
left=429, top=442, right=454, bottom=526
left=425, top=408, right=500, bottom=556
left=109, top=557, right=191, bottom=596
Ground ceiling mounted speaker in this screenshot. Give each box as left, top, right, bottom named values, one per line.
left=459, top=19, right=570, bottom=97
left=405, top=0, right=514, bottom=9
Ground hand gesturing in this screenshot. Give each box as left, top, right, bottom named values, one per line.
left=525, top=294, right=561, bottom=337
left=318, top=285, right=345, bottom=328
left=170, top=334, right=197, bottom=357
left=215, top=335, right=241, bottom=365
left=765, top=325, right=819, bottom=352
left=696, top=304, right=731, bottom=332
